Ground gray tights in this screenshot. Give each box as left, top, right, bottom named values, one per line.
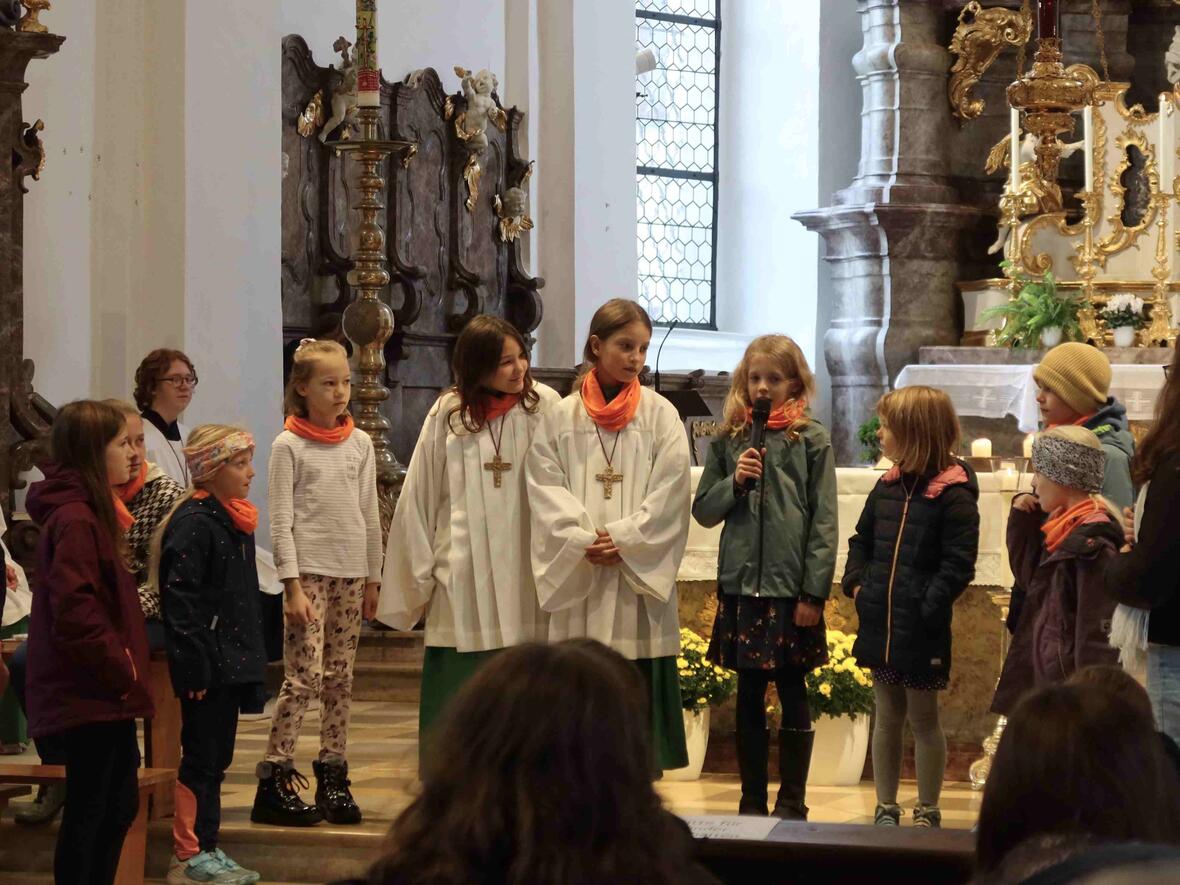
left=871, top=682, right=945, bottom=807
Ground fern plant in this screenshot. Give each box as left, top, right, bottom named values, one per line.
left=983, top=263, right=1083, bottom=348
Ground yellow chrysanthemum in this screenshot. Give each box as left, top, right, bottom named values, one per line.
left=819, top=683, right=832, bottom=697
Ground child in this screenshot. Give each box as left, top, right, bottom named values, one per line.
left=841, top=386, right=979, bottom=828
left=992, top=426, right=1122, bottom=718
left=525, top=299, right=691, bottom=771
left=252, top=339, right=382, bottom=827
left=1034, top=342, right=1135, bottom=509
left=157, top=426, right=266, bottom=885
left=379, top=316, right=559, bottom=744
left=692, top=335, right=837, bottom=818
left=24, top=400, right=154, bottom=884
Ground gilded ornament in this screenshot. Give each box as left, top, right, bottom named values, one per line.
left=17, top=0, right=49, bottom=34
left=493, top=187, right=533, bottom=243
left=15, top=119, right=45, bottom=192
left=463, top=152, right=481, bottom=212
left=948, top=1, right=1033, bottom=122
left=297, top=90, right=325, bottom=138
left=401, top=142, right=418, bottom=169
left=1094, top=129, right=1160, bottom=265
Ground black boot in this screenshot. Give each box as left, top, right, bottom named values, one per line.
left=314, top=759, right=362, bottom=824
left=736, top=727, right=770, bottom=815
left=772, top=728, right=815, bottom=820
left=250, top=762, right=324, bottom=827
left=13, top=783, right=66, bottom=826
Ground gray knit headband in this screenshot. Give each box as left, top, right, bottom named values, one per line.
left=1031, top=435, right=1105, bottom=494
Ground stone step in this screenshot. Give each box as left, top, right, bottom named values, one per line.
left=350, top=659, right=422, bottom=703
left=354, top=626, right=424, bottom=664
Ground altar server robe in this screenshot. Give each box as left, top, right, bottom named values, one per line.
left=378, top=384, right=560, bottom=651
left=525, top=386, right=691, bottom=660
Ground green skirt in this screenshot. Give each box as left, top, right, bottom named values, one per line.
left=418, top=646, right=501, bottom=749
left=0, top=616, right=29, bottom=747
left=637, top=655, right=689, bottom=771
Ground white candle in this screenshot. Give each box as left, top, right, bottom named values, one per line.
left=1010, top=107, right=1020, bottom=193
left=971, top=438, right=993, bottom=458
left=999, top=466, right=1019, bottom=491
left=356, top=0, right=380, bottom=107
left=1160, top=99, right=1174, bottom=191
left=1023, top=433, right=1035, bottom=459
left=1083, top=106, right=1094, bottom=193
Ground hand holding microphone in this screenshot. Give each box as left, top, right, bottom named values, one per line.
left=737, top=397, right=772, bottom=492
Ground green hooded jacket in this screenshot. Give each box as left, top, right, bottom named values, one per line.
left=692, top=419, right=838, bottom=602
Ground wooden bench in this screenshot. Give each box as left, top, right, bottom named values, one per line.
left=0, top=783, right=31, bottom=813
left=0, top=763, right=175, bottom=885
left=693, top=820, right=976, bottom=884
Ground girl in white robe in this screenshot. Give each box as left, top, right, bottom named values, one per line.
left=525, top=299, right=691, bottom=770
left=379, top=316, right=559, bottom=741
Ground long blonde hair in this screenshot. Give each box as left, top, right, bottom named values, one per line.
left=145, top=424, right=245, bottom=593
left=877, top=386, right=960, bottom=475
left=720, top=335, right=815, bottom=439
left=1036, top=425, right=1122, bottom=522
left=284, top=339, right=349, bottom=417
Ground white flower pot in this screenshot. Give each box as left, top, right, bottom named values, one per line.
left=1040, top=326, right=1063, bottom=347
left=807, top=713, right=870, bottom=786
left=1112, top=325, right=1137, bottom=348
left=663, top=707, right=710, bottom=781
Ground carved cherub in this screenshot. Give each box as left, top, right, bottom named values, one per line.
left=454, top=66, right=506, bottom=151
left=494, top=186, right=534, bottom=242
left=320, top=36, right=359, bottom=144
left=18, top=0, right=49, bottom=34
left=985, top=131, right=1084, bottom=254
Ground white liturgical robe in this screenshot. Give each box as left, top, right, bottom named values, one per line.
left=524, top=386, right=690, bottom=660
left=378, top=384, right=560, bottom=651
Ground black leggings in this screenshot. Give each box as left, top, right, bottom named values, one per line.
left=736, top=667, right=810, bottom=733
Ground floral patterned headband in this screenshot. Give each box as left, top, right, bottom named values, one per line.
left=184, top=431, right=255, bottom=484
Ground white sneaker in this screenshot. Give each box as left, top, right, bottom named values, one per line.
left=166, top=851, right=255, bottom=884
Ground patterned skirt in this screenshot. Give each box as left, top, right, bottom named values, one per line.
left=871, top=665, right=948, bottom=692
left=707, top=591, right=828, bottom=672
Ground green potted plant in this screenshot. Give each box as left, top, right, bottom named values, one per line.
left=665, top=627, right=737, bottom=781
left=805, top=631, right=875, bottom=785
left=1100, top=293, right=1148, bottom=348
left=857, top=416, right=882, bottom=466
left=983, top=264, right=1083, bottom=348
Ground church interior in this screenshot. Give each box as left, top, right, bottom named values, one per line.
left=4, top=0, right=1180, bottom=883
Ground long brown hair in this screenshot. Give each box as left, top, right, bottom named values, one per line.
left=1132, top=347, right=1180, bottom=485
left=447, top=315, right=539, bottom=433
left=877, top=386, right=960, bottom=475
left=133, top=348, right=196, bottom=412
left=50, top=400, right=128, bottom=554
left=577, top=299, right=653, bottom=382
left=283, top=339, right=349, bottom=417
left=975, top=681, right=1180, bottom=873
left=720, top=334, right=815, bottom=439
left=369, top=641, right=702, bottom=885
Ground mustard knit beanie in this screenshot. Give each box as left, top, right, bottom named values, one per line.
left=1033, top=343, right=1111, bottom=415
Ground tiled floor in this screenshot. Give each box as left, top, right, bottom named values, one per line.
left=6, top=699, right=982, bottom=831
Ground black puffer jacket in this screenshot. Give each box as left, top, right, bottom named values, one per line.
left=841, top=461, right=980, bottom=678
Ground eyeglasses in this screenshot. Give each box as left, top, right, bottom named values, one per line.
left=160, top=374, right=199, bottom=388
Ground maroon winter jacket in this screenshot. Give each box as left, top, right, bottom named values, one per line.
left=24, top=463, right=154, bottom=737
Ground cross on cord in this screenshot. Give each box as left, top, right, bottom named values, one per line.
left=484, top=453, right=512, bottom=488
left=596, top=468, right=623, bottom=500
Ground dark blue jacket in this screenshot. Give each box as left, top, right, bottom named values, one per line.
left=160, top=495, right=266, bottom=695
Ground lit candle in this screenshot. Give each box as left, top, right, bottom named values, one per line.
left=1010, top=107, right=1020, bottom=193
left=999, top=465, right=1019, bottom=491
left=1083, top=105, right=1094, bottom=192
left=1160, top=98, right=1174, bottom=189
left=1037, top=0, right=1059, bottom=40
left=1023, top=433, right=1035, bottom=459
left=356, top=0, right=380, bottom=107
left=971, top=438, right=993, bottom=458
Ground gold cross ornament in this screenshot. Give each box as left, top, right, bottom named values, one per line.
left=484, top=453, right=512, bottom=488
left=595, top=469, right=623, bottom=500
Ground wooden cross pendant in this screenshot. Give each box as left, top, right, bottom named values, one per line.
left=595, top=468, right=623, bottom=500
left=484, top=453, right=512, bottom=488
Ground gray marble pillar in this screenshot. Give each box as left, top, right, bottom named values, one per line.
left=796, top=0, right=978, bottom=464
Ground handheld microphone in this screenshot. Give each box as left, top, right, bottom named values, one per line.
left=744, top=397, right=772, bottom=492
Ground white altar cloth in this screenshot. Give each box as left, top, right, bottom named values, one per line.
left=894, top=363, right=1166, bottom=432
left=681, top=466, right=1030, bottom=589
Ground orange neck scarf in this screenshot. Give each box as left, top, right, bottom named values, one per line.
left=1042, top=498, right=1105, bottom=553
left=746, top=398, right=808, bottom=431
left=193, top=490, right=259, bottom=534
left=1047, top=413, right=1095, bottom=430
left=480, top=392, right=521, bottom=422
left=285, top=413, right=354, bottom=444
left=581, top=369, right=642, bottom=431
left=114, top=461, right=148, bottom=503
left=112, top=495, right=135, bottom=532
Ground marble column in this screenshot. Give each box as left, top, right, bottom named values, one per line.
left=795, top=0, right=978, bottom=464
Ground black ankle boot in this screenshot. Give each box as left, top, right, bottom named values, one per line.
left=313, top=759, right=362, bottom=824
left=772, top=728, right=815, bottom=820
left=250, top=762, right=324, bottom=827
left=736, top=727, right=770, bottom=815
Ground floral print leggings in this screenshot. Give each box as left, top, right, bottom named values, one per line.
left=264, top=574, right=364, bottom=765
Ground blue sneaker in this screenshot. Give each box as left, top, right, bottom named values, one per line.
left=166, top=852, right=241, bottom=884
left=214, top=849, right=261, bottom=884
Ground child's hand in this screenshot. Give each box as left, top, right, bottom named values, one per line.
left=851, top=585, right=861, bottom=599
left=362, top=582, right=380, bottom=621
left=1122, top=506, right=1135, bottom=547
left=1012, top=493, right=1038, bottom=513
left=734, top=447, right=765, bottom=487
left=585, top=530, right=622, bottom=566
left=284, top=584, right=317, bottom=625
left=794, top=599, right=822, bottom=627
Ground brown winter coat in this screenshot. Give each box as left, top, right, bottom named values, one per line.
left=991, top=501, right=1122, bottom=716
